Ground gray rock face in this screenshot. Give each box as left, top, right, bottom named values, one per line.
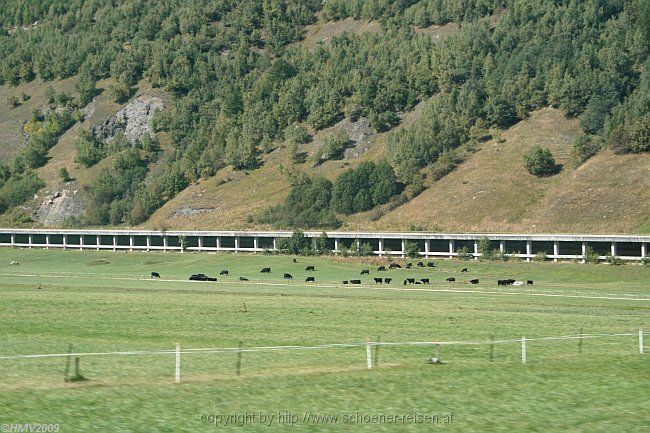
left=170, top=206, right=215, bottom=219
left=34, top=189, right=85, bottom=225
left=92, top=95, right=163, bottom=143
left=341, top=117, right=376, bottom=159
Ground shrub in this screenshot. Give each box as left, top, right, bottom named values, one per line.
left=523, top=146, right=561, bottom=176
left=584, top=246, right=600, bottom=264
left=404, top=241, right=420, bottom=259
left=59, top=167, right=72, bottom=182
left=533, top=251, right=547, bottom=262
left=572, top=135, right=602, bottom=166
left=456, top=247, right=472, bottom=260
left=478, top=237, right=496, bottom=260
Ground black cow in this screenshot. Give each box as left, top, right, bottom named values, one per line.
left=407, top=278, right=416, bottom=284
left=342, top=280, right=349, bottom=284
left=219, top=270, right=229, bottom=275
left=384, top=278, right=392, bottom=284
left=350, top=279, right=361, bottom=284
left=374, top=277, right=383, bottom=284
left=305, top=276, right=315, bottom=282
left=377, top=265, right=386, bottom=271
left=470, top=279, right=479, bottom=284
left=417, top=262, right=424, bottom=267
left=189, top=274, right=217, bottom=282
left=406, top=262, right=413, bottom=269
left=305, top=266, right=315, bottom=271
left=461, top=268, right=468, bottom=273
left=261, top=267, right=271, bottom=273
left=283, top=273, right=293, bottom=280
left=527, top=280, right=534, bottom=285
left=361, top=269, right=370, bottom=275
left=505, top=279, right=515, bottom=285
left=239, top=276, right=249, bottom=281
left=151, top=272, right=160, bottom=278
left=446, top=277, right=455, bottom=282
left=292, top=258, right=297, bottom=263
left=389, top=263, right=401, bottom=269
left=498, top=280, right=508, bottom=286
left=421, top=278, right=430, bottom=284
left=427, top=262, right=435, bottom=267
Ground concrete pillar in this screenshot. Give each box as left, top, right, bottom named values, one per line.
left=271, top=237, right=275, bottom=251
left=62, top=234, right=67, bottom=250
left=28, top=234, right=33, bottom=249
left=10, top=234, right=15, bottom=246
left=525, top=240, right=532, bottom=262
left=500, top=240, right=505, bottom=255
left=253, top=237, right=259, bottom=251
left=334, top=238, right=339, bottom=254
left=425, top=240, right=430, bottom=258
left=581, top=242, right=587, bottom=263
left=198, top=236, right=204, bottom=251
left=642, top=243, right=647, bottom=259
left=46, top=234, right=50, bottom=250
left=79, top=235, right=84, bottom=250
left=449, top=240, right=455, bottom=259
left=611, top=242, right=617, bottom=257
left=401, top=239, right=406, bottom=258
left=234, top=236, right=239, bottom=253
left=96, top=235, right=101, bottom=251
left=553, top=241, right=559, bottom=262
left=129, top=235, right=134, bottom=251
left=163, top=236, right=168, bottom=252
left=146, top=236, right=151, bottom=252
left=113, top=235, right=117, bottom=252
left=473, top=240, right=479, bottom=260
left=378, top=239, right=384, bottom=257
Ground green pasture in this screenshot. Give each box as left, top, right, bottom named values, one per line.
left=0, top=248, right=648, bottom=432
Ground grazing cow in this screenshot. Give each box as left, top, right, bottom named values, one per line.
left=190, top=274, right=216, bottom=282
left=361, top=269, right=370, bottom=275
left=389, top=263, right=401, bottom=269
left=305, top=276, right=315, bottom=282
left=427, top=262, right=435, bottom=267
left=421, top=278, right=430, bottom=284
left=415, top=281, right=422, bottom=285
left=292, top=258, right=297, bottom=263
left=407, top=278, right=415, bottom=284
left=506, top=279, right=515, bottom=285
left=498, top=280, right=508, bottom=286
left=469, top=279, right=479, bottom=284
left=219, top=270, right=229, bottom=275
left=417, top=262, right=424, bottom=267
left=283, top=273, right=293, bottom=280
left=406, top=262, right=413, bottom=269
left=239, top=277, right=249, bottom=281
left=527, top=280, right=534, bottom=285
left=513, top=281, right=525, bottom=286
left=305, top=265, right=315, bottom=271
left=374, top=277, right=383, bottom=284
left=446, top=277, right=455, bottom=282
left=10, top=260, right=18, bottom=265
left=384, top=278, right=392, bottom=284
left=461, top=268, right=468, bottom=273
left=342, top=280, right=349, bottom=284
left=261, top=267, right=271, bottom=273
left=350, top=279, right=361, bottom=285
left=150, top=272, right=160, bottom=278
left=377, top=265, right=386, bottom=271
left=403, top=280, right=408, bottom=285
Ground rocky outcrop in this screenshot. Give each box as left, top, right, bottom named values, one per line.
left=34, top=189, right=84, bottom=225
left=92, top=94, right=163, bottom=143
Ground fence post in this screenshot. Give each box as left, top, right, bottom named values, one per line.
left=63, top=343, right=73, bottom=382
left=640, top=329, right=644, bottom=354
left=521, top=336, right=526, bottom=365
left=175, top=343, right=181, bottom=384
left=236, top=341, right=243, bottom=376
left=365, top=337, right=372, bottom=370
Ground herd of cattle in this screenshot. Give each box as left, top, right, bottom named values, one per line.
left=150, top=260, right=534, bottom=287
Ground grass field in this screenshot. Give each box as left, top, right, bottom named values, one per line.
left=0, top=248, right=648, bottom=431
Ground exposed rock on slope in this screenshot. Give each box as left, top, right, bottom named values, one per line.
left=92, top=94, right=163, bottom=143
left=34, top=189, right=84, bottom=225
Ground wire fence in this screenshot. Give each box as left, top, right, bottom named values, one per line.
left=2, top=271, right=649, bottom=302
left=0, top=330, right=644, bottom=387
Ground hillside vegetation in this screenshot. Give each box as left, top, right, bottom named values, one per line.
left=0, top=0, right=648, bottom=233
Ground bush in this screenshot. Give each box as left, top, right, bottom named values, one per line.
left=404, top=241, right=420, bottom=259
left=584, top=246, right=600, bottom=264
left=456, top=247, right=472, bottom=260
left=572, top=135, right=602, bottom=166
left=478, top=237, right=496, bottom=260
left=524, top=146, right=561, bottom=176
left=533, top=251, right=547, bottom=262
left=59, top=167, right=72, bottom=182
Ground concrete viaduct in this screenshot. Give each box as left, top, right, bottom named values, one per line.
left=0, top=229, right=648, bottom=262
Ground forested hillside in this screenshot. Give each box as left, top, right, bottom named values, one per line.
left=0, top=0, right=648, bottom=232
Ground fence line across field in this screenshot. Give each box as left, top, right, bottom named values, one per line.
left=0, top=331, right=642, bottom=361
left=2, top=272, right=649, bottom=302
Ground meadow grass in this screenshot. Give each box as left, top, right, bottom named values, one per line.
left=0, top=248, right=648, bottom=432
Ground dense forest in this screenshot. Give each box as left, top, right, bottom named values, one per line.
left=0, top=0, right=648, bottom=227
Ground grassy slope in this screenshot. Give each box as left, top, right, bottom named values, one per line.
left=0, top=249, right=648, bottom=432
left=0, top=77, right=78, bottom=161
